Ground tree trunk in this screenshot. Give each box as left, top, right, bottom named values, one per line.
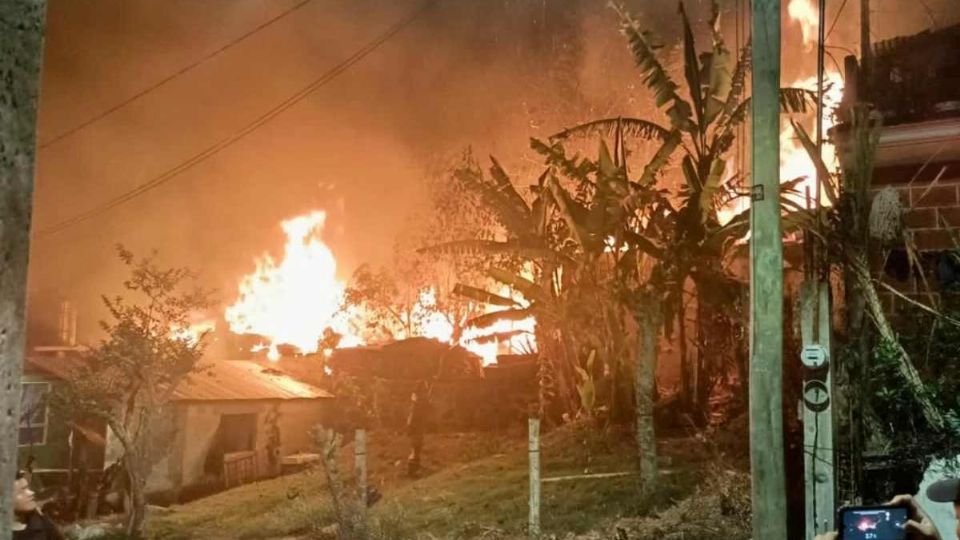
left=0, top=4, right=45, bottom=537
left=123, top=452, right=148, bottom=538
left=853, top=257, right=944, bottom=429
left=677, top=295, right=690, bottom=412
left=635, top=304, right=659, bottom=492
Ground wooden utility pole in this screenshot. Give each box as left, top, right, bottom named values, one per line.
left=528, top=417, right=541, bottom=539
left=749, top=1, right=788, bottom=539
left=355, top=429, right=368, bottom=510
left=0, top=2, right=46, bottom=538
left=860, top=0, right=871, bottom=98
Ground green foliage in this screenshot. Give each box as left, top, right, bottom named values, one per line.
left=574, top=351, right=598, bottom=418
left=53, top=246, right=213, bottom=537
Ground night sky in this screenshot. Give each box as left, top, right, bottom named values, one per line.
left=26, top=0, right=957, bottom=343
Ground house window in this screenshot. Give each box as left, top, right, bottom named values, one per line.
left=19, top=382, right=50, bottom=446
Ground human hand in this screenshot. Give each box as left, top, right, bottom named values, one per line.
left=889, top=494, right=941, bottom=540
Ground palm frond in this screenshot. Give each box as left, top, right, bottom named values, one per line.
left=530, top=138, right=597, bottom=184
left=419, top=240, right=562, bottom=262
left=465, top=330, right=532, bottom=345
left=488, top=156, right=535, bottom=225
left=699, top=157, right=727, bottom=224
left=453, top=284, right=519, bottom=307
left=547, top=175, right=594, bottom=251
left=679, top=2, right=705, bottom=130
left=718, top=42, right=751, bottom=127
left=612, top=3, right=694, bottom=131
left=636, top=130, right=682, bottom=187
left=453, top=165, right=532, bottom=237
left=465, top=307, right=536, bottom=330
left=702, top=40, right=734, bottom=125
left=487, top=267, right=550, bottom=304
left=551, top=117, right=671, bottom=142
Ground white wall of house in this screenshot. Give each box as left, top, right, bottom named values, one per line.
left=144, top=398, right=327, bottom=495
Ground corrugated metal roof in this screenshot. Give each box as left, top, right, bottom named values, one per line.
left=173, top=360, right=332, bottom=401
left=26, top=355, right=86, bottom=380
left=26, top=356, right=331, bottom=402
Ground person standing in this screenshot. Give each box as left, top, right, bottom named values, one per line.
left=11, top=471, right=66, bottom=540
left=406, top=381, right=431, bottom=477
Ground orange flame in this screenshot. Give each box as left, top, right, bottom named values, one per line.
left=225, top=211, right=362, bottom=360
left=717, top=1, right=844, bottom=227
left=170, top=318, right=216, bottom=346
left=787, top=0, right=819, bottom=50
left=406, top=286, right=537, bottom=366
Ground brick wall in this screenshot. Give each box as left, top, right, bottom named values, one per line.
left=872, top=160, right=960, bottom=312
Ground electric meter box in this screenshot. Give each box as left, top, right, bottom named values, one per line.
left=801, top=344, right=828, bottom=368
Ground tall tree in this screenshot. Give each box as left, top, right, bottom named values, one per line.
left=56, top=248, right=213, bottom=538
left=0, top=2, right=46, bottom=537
left=553, top=1, right=815, bottom=421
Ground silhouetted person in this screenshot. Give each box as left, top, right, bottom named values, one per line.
left=406, top=381, right=431, bottom=477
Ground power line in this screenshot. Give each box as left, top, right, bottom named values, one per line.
left=38, top=0, right=439, bottom=239
left=39, top=0, right=313, bottom=149
left=825, top=0, right=850, bottom=41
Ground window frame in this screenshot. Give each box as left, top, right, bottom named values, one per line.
left=18, top=381, right=51, bottom=448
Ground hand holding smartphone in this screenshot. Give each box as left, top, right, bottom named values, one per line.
left=838, top=506, right=910, bottom=540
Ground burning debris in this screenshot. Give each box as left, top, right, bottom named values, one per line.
left=221, top=210, right=536, bottom=364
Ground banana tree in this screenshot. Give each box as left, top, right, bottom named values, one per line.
left=552, top=1, right=817, bottom=420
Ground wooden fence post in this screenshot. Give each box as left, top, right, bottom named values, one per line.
left=0, top=3, right=46, bottom=539
left=355, top=429, right=367, bottom=509
left=528, top=417, right=541, bottom=539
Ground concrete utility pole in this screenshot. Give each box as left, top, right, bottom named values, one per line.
left=749, top=1, right=788, bottom=539
left=0, top=2, right=46, bottom=537
left=802, top=282, right=835, bottom=539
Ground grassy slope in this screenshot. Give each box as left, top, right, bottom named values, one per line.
left=148, top=426, right=746, bottom=540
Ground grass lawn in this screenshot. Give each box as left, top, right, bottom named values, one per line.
left=146, top=425, right=748, bottom=540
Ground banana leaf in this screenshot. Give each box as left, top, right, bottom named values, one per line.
left=453, top=283, right=519, bottom=307
left=679, top=2, right=705, bottom=131
left=487, top=267, right=550, bottom=304
left=550, top=117, right=671, bottom=142
left=465, top=307, right=536, bottom=330
left=613, top=3, right=694, bottom=131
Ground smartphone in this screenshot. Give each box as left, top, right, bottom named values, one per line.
left=837, top=506, right=909, bottom=540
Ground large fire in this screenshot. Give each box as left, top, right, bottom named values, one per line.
left=719, top=0, right=843, bottom=226
left=225, top=210, right=535, bottom=365
left=787, top=0, right=819, bottom=51
left=224, top=211, right=361, bottom=361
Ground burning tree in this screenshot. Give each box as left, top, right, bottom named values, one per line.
left=54, top=247, right=213, bottom=537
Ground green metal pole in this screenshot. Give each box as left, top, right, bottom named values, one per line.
left=0, top=2, right=46, bottom=538
left=750, top=1, right=787, bottom=538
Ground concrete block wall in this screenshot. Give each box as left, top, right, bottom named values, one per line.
left=872, top=160, right=960, bottom=312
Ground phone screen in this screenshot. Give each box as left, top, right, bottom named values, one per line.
left=840, top=507, right=909, bottom=540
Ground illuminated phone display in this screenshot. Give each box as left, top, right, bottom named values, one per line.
left=839, top=507, right=909, bottom=540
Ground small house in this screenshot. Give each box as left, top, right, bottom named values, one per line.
left=140, top=360, right=333, bottom=499
left=21, top=355, right=333, bottom=502
left=19, top=352, right=108, bottom=487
